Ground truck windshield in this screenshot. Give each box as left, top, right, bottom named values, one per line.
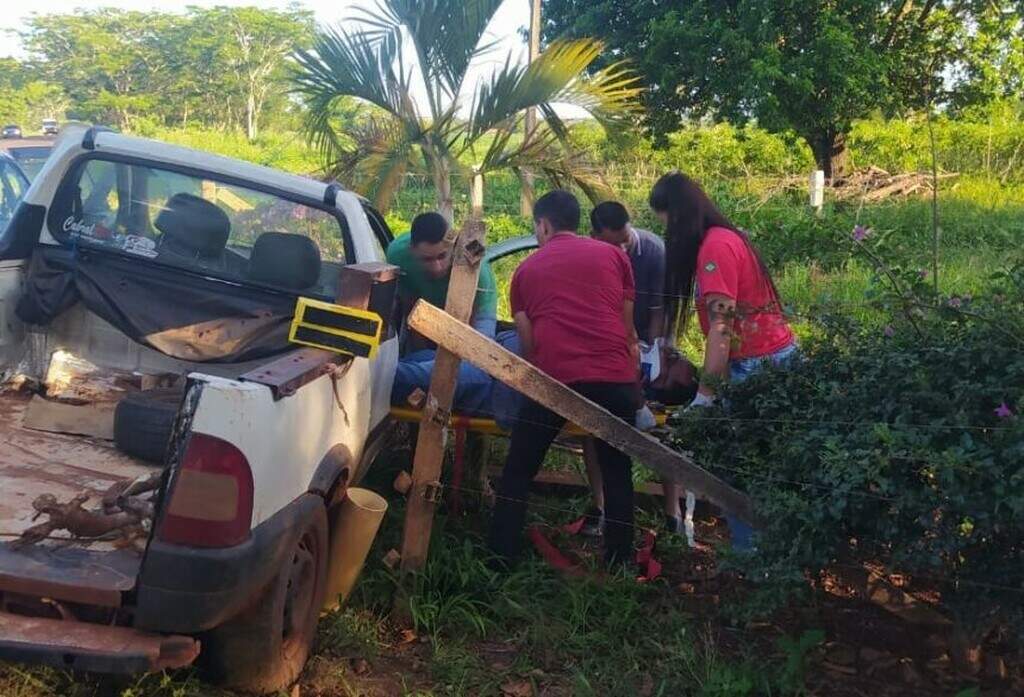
left=50, top=159, right=350, bottom=297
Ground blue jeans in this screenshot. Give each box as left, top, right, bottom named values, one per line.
left=391, top=330, right=522, bottom=419
left=724, top=341, right=798, bottom=549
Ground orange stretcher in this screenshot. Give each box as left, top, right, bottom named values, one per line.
left=388, top=406, right=668, bottom=437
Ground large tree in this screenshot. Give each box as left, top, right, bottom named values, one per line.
left=292, top=0, right=641, bottom=220
left=21, top=7, right=311, bottom=136
left=544, top=0, right=1008, bottom=178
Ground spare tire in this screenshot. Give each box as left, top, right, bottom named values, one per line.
left=114, top=388, right=184, bottom=463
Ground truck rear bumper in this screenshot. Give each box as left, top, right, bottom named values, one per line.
left=134, top=493, right=320, bottom=634
left=0, top=611, right=199, bottom=674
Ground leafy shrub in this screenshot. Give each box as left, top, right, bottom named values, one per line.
left=673, top=256, right=1024, bottom=641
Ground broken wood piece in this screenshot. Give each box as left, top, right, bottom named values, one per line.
left=382, top=549, right=401, bottom=570
left=406, top=387, right=427, bottom=410
left=406, top=299, right=755, bottom=524
left=14, top=492, right=145, bottom=549
left=393, top=470, right=413, bottom=495
left=399, top=218, right=487, bottom=574
left=22, top=395, right=116, bottom=440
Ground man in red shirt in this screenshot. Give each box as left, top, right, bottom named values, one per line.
left=488, top=190, right=641, bottom=566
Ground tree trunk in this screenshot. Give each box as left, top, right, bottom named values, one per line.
left=810, top=131, right=848, bottom=181
left=246, top=91, right=257, bottom=141
left=433, top=158, right=454, bottom=224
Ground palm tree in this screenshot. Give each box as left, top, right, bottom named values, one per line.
left=292, top=0, right=641, bottom=221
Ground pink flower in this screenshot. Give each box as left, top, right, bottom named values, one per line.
left=994, top=402, right=1014, bottom=419
left=947, top=296, right=962, bottom=309
left=883, top=325, right=895, bottom=338
left=852, top=225, right=871, bottom=242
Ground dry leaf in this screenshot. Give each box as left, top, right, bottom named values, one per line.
left=399, top=628, right=417, bottom=644
left=501, top=679, right=533, bottom=697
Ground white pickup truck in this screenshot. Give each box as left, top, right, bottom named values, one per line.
left=0, top=125, right=399, bottom=692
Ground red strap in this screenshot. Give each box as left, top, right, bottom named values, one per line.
left=527, top=525, right=584, bottom=576
left=450, top=421, right=468, bottom=515
left=563, top=516, right=586, bottom=535
left=635, top=529, right=661, bottom=582
left=529, top=522, right=662, bottom=583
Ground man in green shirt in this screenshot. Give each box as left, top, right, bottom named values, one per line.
left=387, top=211, right=498, bottom=341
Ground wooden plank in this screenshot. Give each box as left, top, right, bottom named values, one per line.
left=22, top=396, right=116, bottom=440
left=407, top=300, right=756, bottom=524
left=399, top=219, right=487, bottom=573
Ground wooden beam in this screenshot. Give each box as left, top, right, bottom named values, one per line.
left=407, top=300, right=755, bottom=524
left=399, top=219, right=487, bottom=574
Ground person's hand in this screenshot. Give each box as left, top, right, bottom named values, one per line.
left=635, top=404, right=657, bottom=431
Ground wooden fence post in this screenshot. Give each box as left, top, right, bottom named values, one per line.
left=398, top=219, right=487, bottom=575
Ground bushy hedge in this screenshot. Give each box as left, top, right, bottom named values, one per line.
left=673, top=257, right=1024, bottom=640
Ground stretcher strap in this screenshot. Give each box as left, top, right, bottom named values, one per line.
left=528, top=519, right=662, bottom=582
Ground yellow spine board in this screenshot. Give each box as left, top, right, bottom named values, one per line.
left=289, top=297, right=383, bottom=359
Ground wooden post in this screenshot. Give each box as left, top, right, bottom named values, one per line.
left=407, top=300, right=756, bottom=524
left=809, top=170, right=825, bottom=213
left=519, top=0, right=542, bottom=217
left=399, top=219, right=487, bottom=574
left=471, top=167, right=484, bottom=218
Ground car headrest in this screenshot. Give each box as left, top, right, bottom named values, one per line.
left=248, top=232, right=322, bottom=290
left=155, top=193, right=230, bottom=257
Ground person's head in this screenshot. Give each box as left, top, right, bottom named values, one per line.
left=589, top=201, right=631, bottom=248
left=532, top=190, right=580, bottom=245
left=409, top=211, right=451, bottom=279
left=647, top=347, right=698, bottom=406
left=649, top=171, right=781, bottom=332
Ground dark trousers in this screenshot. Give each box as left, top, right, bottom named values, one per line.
left=488, top=381, right=637, bottom=564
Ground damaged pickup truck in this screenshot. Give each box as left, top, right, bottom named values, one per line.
left=0, top=125, right=399, bottom=693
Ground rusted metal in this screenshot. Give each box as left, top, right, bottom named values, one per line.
left=239, top=347, right=341, bottom=399
left=0, top=391, right=158, bottom=604
left=0, top=610, right=200, bottom=673
left=422, top=481, right=443, bottom=504
left=0, top=544, right=139, bottom=606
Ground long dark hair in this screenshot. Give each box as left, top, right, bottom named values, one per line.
left=649, top=172, right=781, bottom=335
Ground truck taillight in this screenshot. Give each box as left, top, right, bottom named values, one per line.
left=158, top=433, right=254, bottom=548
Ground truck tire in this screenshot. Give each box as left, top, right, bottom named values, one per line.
left=200, top=504, right=329, bottom=694
left=113, top=389, right=183, bottom=463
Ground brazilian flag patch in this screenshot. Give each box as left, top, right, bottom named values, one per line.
left=704, top=261, right=718, bottom=273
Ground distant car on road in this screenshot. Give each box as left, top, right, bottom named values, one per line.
left=1, top=125, right=22, bottom=139
left=0, top=137, right=54, bottom=182
left=41, top=119, right=59, bottom=136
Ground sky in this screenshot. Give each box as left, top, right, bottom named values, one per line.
left=0, top=0, right=535, bottom=114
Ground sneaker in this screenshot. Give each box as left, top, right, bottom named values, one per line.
left=580, top=507, right=604, bottom=537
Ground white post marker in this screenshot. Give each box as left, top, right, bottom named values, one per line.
left=471, top=166, right=484, bottom=218
left=809, top=169, right=825, bottom=211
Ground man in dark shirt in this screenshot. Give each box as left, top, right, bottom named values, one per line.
left=590, top=201, right=665, bottom=344
left=587, top=201, right=691, bottom=534
left=487, top=190, right=640, bottom=567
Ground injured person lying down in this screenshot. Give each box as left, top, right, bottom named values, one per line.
left=390, top=335, right=698, bottom=430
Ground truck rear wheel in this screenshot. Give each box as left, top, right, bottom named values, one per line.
left=200, top=504, right=328, bottom=694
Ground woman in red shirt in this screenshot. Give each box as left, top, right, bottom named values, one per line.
left=649, top=171, right=797, bottom=546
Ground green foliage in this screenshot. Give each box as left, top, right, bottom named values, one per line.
left=291, top=0, right=641, bottom=217
left=543, top=0, right=1015, bottom=176
left=673, top=253, right=1024, bottom=638
left=19, top=7, right=312, bottom=136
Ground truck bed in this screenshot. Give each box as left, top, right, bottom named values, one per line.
left=0, top=391, right=159, bottom=605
